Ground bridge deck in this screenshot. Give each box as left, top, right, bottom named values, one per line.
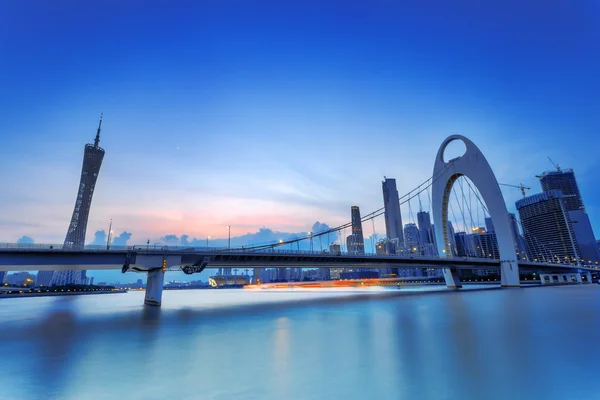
left=0, top=247, right=597, bottom=274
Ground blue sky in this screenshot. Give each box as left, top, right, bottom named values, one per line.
left=1, top=0, right=599, bottom=282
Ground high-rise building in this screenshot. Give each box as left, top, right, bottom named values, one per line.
left=454, top=232, right=476, bottom=257
left=375, top=238, right=396, bottom=255
left=540, top=168, right=599, bottom=264
left=45, top=116, right=106, bottom=286
left=404, top=223, right=420, bottom=252
left=417, top=211, right=437, bottom=256
left=538, top=168, right=599, bottom=265
left=382, top=177, right=404, bottom=247
left=568, top=210, right=599, bottom=264
left=539, top=169, right=584, bottom=211
left=470, top=229, right=500, bottom=259
left=348, top=206, right=365, bottom=255
left=516, top=190, right=580, bottom=264
left=417, top=211, right=433, bottom=246
left=0, top=271, right=5, bottom=284
left=36, top=270, right=54, bottom=287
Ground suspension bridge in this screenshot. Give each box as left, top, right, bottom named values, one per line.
left=1, top=135, right=596, bottom=306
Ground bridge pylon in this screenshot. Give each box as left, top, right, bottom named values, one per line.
left=432, top=135, right=520, bottom=288
left=443, top=268, right=462, bottom=289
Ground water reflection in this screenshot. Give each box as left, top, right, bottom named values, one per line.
left=0, top=287, right=599, bottom=400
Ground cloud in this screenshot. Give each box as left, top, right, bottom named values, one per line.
left=311, top=221, right=332, bottom=234
left=161, top=234, right=180, bottom=245
left=89, top=230, right=107, bottom=246
left=16, top=236, right=34, bottom=244
left=157, top=221, right=340, bottom=251
left=181, top=235, right=190, bottom=246
left=112, top=232, right=132, bottom=246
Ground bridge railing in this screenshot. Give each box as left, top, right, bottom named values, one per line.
left=0, top=243, right=136, bottom=252
left=0, top=243, right=595, bottom=269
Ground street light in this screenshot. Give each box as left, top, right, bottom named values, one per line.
left=106, top=219, right=113, bottom=250
left=308, top=232, right=313, bottom=253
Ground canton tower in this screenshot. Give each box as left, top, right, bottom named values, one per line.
left=41, top=115, right=106, bottom=286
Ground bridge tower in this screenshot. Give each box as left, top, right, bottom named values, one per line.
left=40, top=115, right=106, bottom=287
left=431, top=135, right=520, bottom=288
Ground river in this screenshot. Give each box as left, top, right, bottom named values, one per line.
left=0, top=285, right=599, bottom=399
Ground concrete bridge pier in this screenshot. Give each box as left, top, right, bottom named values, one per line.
left=144, top=268, right=165, bottom=307
left=500, top=261, right=520, bottom=288
left=443, top=268, right=462, bottom=289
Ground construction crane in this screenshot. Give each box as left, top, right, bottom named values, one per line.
left=499, top=183, right=531, bottom=198
left=535, top=157, right=562, bottom=179
left=547, top=156, right=561, bottom=171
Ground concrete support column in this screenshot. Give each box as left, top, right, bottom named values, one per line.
left=443, top=268, right=462, bottom=289
left=145, top=268, right=165, bottom=307
left=500, top=261, right=520, bottom=288
left=539, top=274, right=548, bottom=284
left=576, top=273, right=583, bottom=283
left=586, top=272, right=592, bottom=284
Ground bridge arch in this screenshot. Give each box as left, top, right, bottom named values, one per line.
left=432, top=135, right=520, bottom=288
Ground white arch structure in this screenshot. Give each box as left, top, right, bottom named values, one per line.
left=432, top=135, right=520, bottom=288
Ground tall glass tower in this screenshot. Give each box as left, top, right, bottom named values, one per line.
left=382, top=177, right=404, bottom=248
left=347, top=206, right=365, bottom=255
left=42, top=116, right=106, bottom=286
left=539, top=169, right=584, bottom=211
left=538, top=168, right=599, bottom=264
left=516, top=190, right=580, bottom=264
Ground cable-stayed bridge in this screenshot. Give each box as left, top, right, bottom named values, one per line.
left=2, top=135, right=597, bottom=306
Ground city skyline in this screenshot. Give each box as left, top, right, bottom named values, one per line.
left=2, top=2, right=600, bottom=399
left=2, top=1, right=600, bottom=246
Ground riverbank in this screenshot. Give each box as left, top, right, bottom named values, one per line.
left=0, top=288, right=127, bottom=299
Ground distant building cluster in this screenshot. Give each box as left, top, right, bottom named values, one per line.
left=249, top=165, right=599, bottom=284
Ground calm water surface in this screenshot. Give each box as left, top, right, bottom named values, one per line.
left=1, top=285, right=599, bottom=400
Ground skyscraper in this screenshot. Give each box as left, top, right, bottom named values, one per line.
left=539, top=169, right=584, bottom=211
left=417, top=211, right=433, bottom=244
left=417, top=211, right=437, bottom=256
left=44, top=116, right=106, bottom=286
left=404, top=223, right=420, bottom=252
left=516, top=190, right=580, bottom=264
left=348, top=206, right=365, bottom=255
left=470, top=228, right=500, bottom=259
left=539, top=168, right=599, bottom=264
left=382, top=177, right=404, bottom=247
left=454, top=231, right=476, bottom=257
